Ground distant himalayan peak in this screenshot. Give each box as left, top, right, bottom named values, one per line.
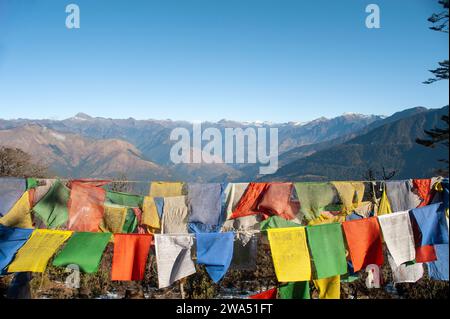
left=66, top=112, right=383, bottom=126
left=71, top=112, right=94, bottom=121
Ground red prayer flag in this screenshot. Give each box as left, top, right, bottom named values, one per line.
left=409, top=211, right=437, bottom=263
left=249, top=288, right=278, bottom=299
left=111, top=234, right=152, bottom=281
left=342, top=217, right=384, bottom=272
left=257, top=183, right=298, bottom=220
left=415, top=245, right=437, bottom=263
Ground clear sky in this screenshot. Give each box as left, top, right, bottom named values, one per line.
left=0, top=0, right=448, bottom=122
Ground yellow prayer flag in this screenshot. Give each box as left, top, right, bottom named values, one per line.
left=99, top=204, right=127, bottom=234
left=267, top=227, right=312, bottom=282
left=0, top=190, right=33, bottom=228
left=308, top=213, right=345, bottom=226
left=313, top=275, right=341, bottom=299
left=149, top=182, right=184, bottom=197
left=8, top=229, right=72, bottom=273
left=332, top=182, right=365, bottom=214
left=141, top=196, right=160, bottom=232
left=377, top=188, right=392, bottom=216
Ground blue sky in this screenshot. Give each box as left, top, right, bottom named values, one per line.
left=0, top=0, right=448, bottom=122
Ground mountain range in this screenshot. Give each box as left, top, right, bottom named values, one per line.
left=0, top=106, right=448, bottom=181
left=263, top=106, right=449, bottom=181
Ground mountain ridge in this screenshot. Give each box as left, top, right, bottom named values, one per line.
left=1, top=106, right=446, bottom=182
left=264, top=105, right=449, bottom=181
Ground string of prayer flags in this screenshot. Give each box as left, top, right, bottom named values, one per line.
left=0, top=190, right=33, bottom=228
left=267, top=227, right=312, bottom=282
left=154, top=234, right=196, bottom=288
left=7, top=229, right=72, bottom=273
left=306, top=223, right=348, bottom=279
left=196, top=232, right=235, bottom=283
left=410, top=203, right=448, bottom=246
left=0, top=177, right=26, bottom=217
left=342, top=217, right=384, bottom=272
left=32, top=180, right=69, bottom=228
left=278, top=281, right=310, bottom=299
left=53, top=232, right=111, bottom=273
left=0, top=225, right=33, bottom=273
left=111, top=234, right=152, bottom=281
left=378, top=211, right=416, bottom=266
left=1, top=177, right=449, bottom=295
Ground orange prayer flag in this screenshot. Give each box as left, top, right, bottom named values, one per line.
left=111, top=234, right=152, bottom=281
left=342, top=217, right=383, bottom=272
left=229, top=183, right=268, bottom=219
left=67, top=181, right=107, bottom=232
left=413, top=179, right=433, bottom=208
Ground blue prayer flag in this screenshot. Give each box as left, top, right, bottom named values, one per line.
left=410, top=203, right=448, bottom=246
left=0, top=225, right=33, bottom=273
left=196, top=232, right=234, bottom=283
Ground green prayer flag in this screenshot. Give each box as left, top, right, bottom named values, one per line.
left=122, top=208, right=138, bottom=233
left=294, top=183, right=339, bottom=221
left=53, top=232, right=111, bottom=273
left=33, top=180, right=69, bottom=228
left=260, top=215, right=300, bottom=231
left=106, top=191, right=144, bottom=208
left=306, top=223, right=348, bottom=279
left=26, top=178, right=38, bottom=190
left=278, top=282, right=310, bottom=299
left=341, top=273, right=359, bottom=283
